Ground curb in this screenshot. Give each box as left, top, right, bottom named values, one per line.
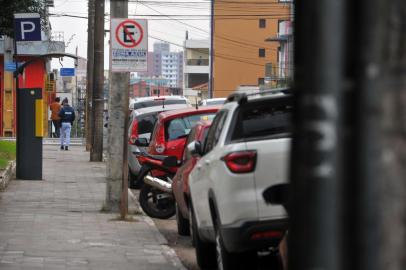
left=0, top=160, right=16, bottom=191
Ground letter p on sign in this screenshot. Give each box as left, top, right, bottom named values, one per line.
left=14, top=13, right=42, bottom=42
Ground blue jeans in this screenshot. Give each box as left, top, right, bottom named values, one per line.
left=60, top=122, right=72, bottom=147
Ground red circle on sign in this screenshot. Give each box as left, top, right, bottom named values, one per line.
left=115, top=20, right=144, bottom=48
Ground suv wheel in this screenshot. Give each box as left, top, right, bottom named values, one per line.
left=176, top=202, right=190, bottom=236
left=214, top=223, right=257, bottom=270
left=191, top=205, right=216, bottom=269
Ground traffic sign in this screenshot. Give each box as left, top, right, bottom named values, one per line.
left=14, top=13, right=41, bottom=42
left=60, top=68, right=76, bottom=77
left=110, top=18, right=148, bottom=72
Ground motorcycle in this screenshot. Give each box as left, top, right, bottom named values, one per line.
left=135, top=152, right=180, bottom=219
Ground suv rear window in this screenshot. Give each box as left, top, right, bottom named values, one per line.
left=230, top=99, right=292, bottom=142
left=165, top=113, right=216, bottom=141
left=137, top=113, right=158, bottom=138
left=133, top=99, right=187, bottom=110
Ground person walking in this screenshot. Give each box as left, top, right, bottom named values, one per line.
left=49, top=97, right=61, bottom=137
left=58, top=98, right=75, bottom=150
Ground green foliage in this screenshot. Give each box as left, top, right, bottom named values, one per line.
left=0, top=141, right=16, bottom=170
left=0, top=0, right=46, bottom=37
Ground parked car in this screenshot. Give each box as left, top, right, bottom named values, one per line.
left=134, top=106, right=220, bottom=218
left=172, top=121, right=212, bottom=236
left=198, top=98, right=226, bottom=106
left=141, top=106, right=219, bottom=159
left=129, top=96, right=189, bottom=112
left=188, top=90, right=292, bottom=270
left=128, top=104, right=188, bottom=188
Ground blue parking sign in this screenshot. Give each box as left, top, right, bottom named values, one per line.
left=60, top=68, right=76, bottom=77
left=14, top=13, right=41, bottom=42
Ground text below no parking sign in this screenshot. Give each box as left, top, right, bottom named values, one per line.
left=111, top=19, right=148, bottom=72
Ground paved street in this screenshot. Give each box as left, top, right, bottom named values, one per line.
left=0, top=145, right=184, bottom=270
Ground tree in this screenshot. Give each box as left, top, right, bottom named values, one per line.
left=0, top=0, right=45, bottom=37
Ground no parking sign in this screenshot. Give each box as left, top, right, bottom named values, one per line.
left=110, top=19, right=148, bottom=72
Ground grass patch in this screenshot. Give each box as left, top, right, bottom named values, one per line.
left=0, top=141, right=16, bottom=170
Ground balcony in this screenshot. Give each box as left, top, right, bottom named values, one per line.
left=184, top=60, right=209, bottom=74
left=186, top=59, right=209, bottom=66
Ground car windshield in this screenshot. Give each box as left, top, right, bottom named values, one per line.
left=165, top=113, right=216, bottom=141
left=133, top=99, right=187, bottom=110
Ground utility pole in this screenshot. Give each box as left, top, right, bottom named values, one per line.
left=85, top=0, right=95, bottom=150
left=290, top=0, right=406, bottom=270
left=289, top=0, right=344, bottom=269
left=342, top=0, right=406, bottom=269
left=105, top=0, right=129, bottom=214
left=90, top=0, right=105, bottom=161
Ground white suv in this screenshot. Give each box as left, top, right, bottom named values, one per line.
left=188, top=90, right=291, bottom=269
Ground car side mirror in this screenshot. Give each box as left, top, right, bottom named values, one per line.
left=162, top=156, right=178, bottom=167
left=134, top=138, right=149, bottom=147
left=187, top=140, right=202, bottom=157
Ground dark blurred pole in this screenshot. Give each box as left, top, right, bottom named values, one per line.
left=289, top=0, right=345, bottom=269
left=90, top=0, right=104, bottom=161
left=86, top=0, right=95, bottom=151
left=208, top=0, right=214, bottom=98
left=343, top=0, right=406, bottom=269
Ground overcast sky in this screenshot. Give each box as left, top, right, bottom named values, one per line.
left=49, top=0, right=210, bottom=70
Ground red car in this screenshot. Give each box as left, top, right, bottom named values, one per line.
left=147, top=106, right=219, bottom=161
left=172, top=121, right=212, bottom=236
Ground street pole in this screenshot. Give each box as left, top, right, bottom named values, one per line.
left=90, top=0, right=105, bottom=161
left=105, top=0, right=129, bottom=215
left=342, top=0, right=406, bottom=269
left=208, top=0, right=214, bottom=98
left=85, top=0, right=95, bottom=150
left=75, top=46, right=79, bottom=138
left=289, top=0, right=344, bottom=269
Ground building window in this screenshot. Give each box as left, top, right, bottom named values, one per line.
left=259, top=48, right=266, bottom=57
left=259, top=19, right=266, bottom=28
left=258, top=78, right=265, bottom=85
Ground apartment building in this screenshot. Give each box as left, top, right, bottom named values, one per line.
left=183, top=39, right=210, bottom=100
left=212, top=0, right=292, bottom=97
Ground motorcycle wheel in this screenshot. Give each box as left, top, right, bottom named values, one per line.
left=139, top=184, right=175, bottom=219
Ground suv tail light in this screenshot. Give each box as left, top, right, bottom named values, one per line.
left=222, top=151, right=257, bottom=173
left=250, top=230, right=283, bottom=240
left=129, top=119, right=139, bottom=144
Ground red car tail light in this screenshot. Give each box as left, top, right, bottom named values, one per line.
left=222, top=151, right=257, bottom=173
left=250, top=230, right=283, bottom=240
left=153, top=126, right=166, bottom=154
left=129, top=119, right=139, bottom=144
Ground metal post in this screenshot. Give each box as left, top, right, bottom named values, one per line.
left=289, top=0, right=345, bottom=269
left=208, top=0, right=214, bottom=98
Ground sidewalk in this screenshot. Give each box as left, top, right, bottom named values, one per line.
left=0, top=145, right=185, bottom=270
